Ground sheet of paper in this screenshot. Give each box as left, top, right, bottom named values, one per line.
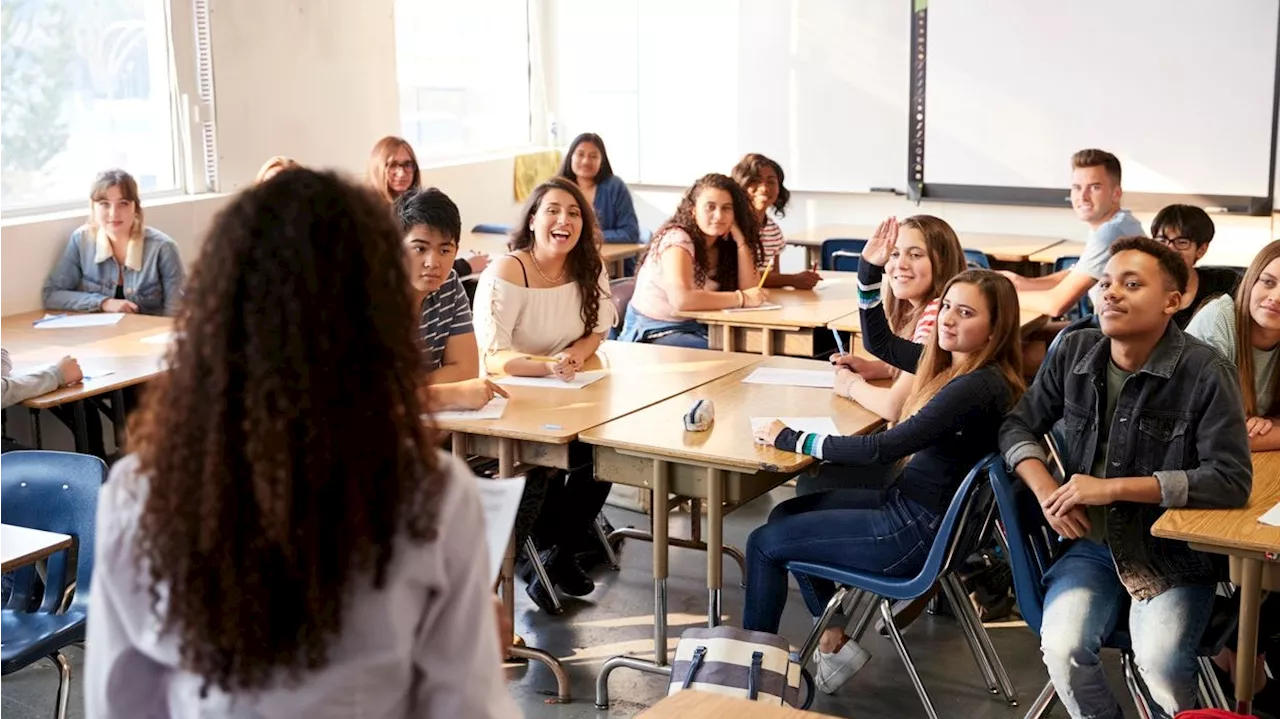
left=722, top=303, right=783, bottom=313
left=751, top=417, right=840, bottom=436
left=34, top=313, right=125, bottom=329
left=431, top=397, right=508, bottom=422
left=477, top=475, right=527, bottom=585
left=1259, top=501, right=1280, bottom=527
left=494, top=370, right=606, bottom=390
left=140, top=331, right=175, bottom=344
left=741, top=367, right=835, bottom=389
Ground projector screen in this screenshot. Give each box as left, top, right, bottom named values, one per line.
left=922, top=0, right=1280, bottom=201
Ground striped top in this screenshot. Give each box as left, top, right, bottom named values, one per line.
left=759, top=216, right=787, bottom=269
left=911, top=299, right=941, bottom=343
left=418, top=271, right=475, bottom=371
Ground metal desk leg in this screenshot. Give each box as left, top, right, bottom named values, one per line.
left=1235, top=558, right=1263, bottom=715
left=497, top=437, right=570, bottom=704
left=72, top=402, right=90, bottom=454
left=111, top=389, right=127, bottom=450
left=596, top=459, right=675, bottom=709
left=30, top=409, right=43, bottom=448
left=707, top=467, right=724, bottom=627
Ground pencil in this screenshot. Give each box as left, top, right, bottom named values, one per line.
left=523, top=355, right=561, bottom=363
left=756, top=265, right=772, bottom=290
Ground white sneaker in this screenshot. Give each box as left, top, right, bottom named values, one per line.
left=814, top=639, right=871, bottom=694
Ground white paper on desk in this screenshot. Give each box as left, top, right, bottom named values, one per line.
left=35, top=313, right=125, bottom=329
left=140, top=331, right=175, bottom=344
left=741, top=367, right=835, bottom=389
left=432, top=397, right=508, bottom=421
left=751, top=417, right=840, bottom=436
left=494, top=370, right=606, bottom=390
left=722, top=303, right=783, bottom=313
left=1259, top=501, right=1280, bottom=527
left=478, top=475, right=526, bottom=584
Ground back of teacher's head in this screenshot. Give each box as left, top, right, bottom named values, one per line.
left=126, top=168, right=445, bottom=694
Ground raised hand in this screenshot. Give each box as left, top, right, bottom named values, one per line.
left=861, top=217, right=899, bottom=267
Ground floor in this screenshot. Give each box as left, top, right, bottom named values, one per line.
left=3, top=485, right=1158, bottom=718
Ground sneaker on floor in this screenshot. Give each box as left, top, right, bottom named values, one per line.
left=814, top=639, right=871, bottom=694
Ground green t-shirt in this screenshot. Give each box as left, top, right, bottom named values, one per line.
left=1085, top=359, right=1134, bottom=544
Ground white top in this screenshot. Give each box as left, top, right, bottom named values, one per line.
left=85, top=452, right=520, bottom=719
left=1185, top=293, right=1280, bottom=416
left=472, top=263, right=616, bottom=365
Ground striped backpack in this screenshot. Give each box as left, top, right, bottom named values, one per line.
left=667, top=626, right=806, bottom=707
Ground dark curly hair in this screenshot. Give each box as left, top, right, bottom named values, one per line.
left=128, top=169, right=443, bottom=694
left=648, top=173, right=764, bottom=289
left=507, top=177, right=604, bottom=336
left=731, top=153, right=790, bottom=217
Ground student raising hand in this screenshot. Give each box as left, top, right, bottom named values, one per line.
left=861, top=216, right=899, bottom=267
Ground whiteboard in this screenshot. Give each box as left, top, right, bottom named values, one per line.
left=923, top=0, right=1280, bottom=198
left=554, top=0, right=911, bottom=193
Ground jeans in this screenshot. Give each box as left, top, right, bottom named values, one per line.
left=1039, top=540, right=1214, bottom=719
left=742, top=485, right=939, bottom=634
left=618, top=303, right=708, bottom=348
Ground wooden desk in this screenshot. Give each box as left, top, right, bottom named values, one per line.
left=638, top=691, right=839, bottom=718
left=786, top=224, right=1065, bottom=266
left=2, top=524, right=73, bottom=572
left=826, top=308, right=1047, bottom=339
left=2, top=311, right=173, bottom=452
left=439, top=342, right=759, bottom=703
left=1029, top=240, right=1085, bottom=265
left=1153, top=451, right=1280, bottom=714
left=583, top=356, right=884, bottom=708
left=461, top=232, right=645, bottom=278
left=676, top=273, right=861, bottom=357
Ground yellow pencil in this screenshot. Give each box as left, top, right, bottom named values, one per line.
left=756, top=264, right=772, bottom=290
left=523, top=355, right=561, bottom=363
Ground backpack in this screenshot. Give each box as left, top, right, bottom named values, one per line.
left=667, top=626, right=808, bottom=707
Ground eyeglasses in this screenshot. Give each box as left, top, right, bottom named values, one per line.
left=1154, top=235, right=1195, bottom=251
left=387, top=160, right=416, bottom=173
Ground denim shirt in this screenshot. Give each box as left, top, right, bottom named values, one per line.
left=998, top=323, right=1252, bottom=599
left=42, top=226, right=185, bottom=316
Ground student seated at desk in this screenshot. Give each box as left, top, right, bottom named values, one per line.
left=254, top=155, right=300, bottom=184
left=472, top=177, right=618, bottom=612
left=731, top=153, right=821, bottom=290
left=43, top=169, right=186, bottom=316
left=394, top=187, right=505, bottom=411
left=1150, top=204, right=1239, bottom=328
left=85, top=169, right=516, bottom=718
left=999, top=238, right=1251, bottom=719
left=369, top=135, right=489, bottom=281
left=830, top=215, right=968, bottom=429
left=1001, top=149, right=1144, bottom=319
left=619, top=173, right=767, bottom=348
left=1187, top=239, right=1280, bottom=452
left=1, top=348, right=82, bottom=453
left=560, top=132, right=640, bottom=245
left=746, top=269, right=1026, bottom=694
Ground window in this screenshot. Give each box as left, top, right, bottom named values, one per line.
left=0, top=0, right=192, bottom=213
left=394, top=0, right=532, bottom=162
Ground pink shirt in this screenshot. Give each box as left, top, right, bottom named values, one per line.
left=912, top=298, right=941, bottom=343
left=630, top=228, right=721, bottom=322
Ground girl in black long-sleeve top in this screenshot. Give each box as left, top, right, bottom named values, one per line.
left=742, top=268, right=1025, bottom=695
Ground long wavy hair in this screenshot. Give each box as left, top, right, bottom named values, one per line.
left=367, top=135, right=421, bottom=204
left=559, top=132, right=615, bottom=184
left=901, top=269, right=1025, bottom=421
left=128, top=169, right=443, bottom=694
left=885, top=215, right=967, bottom=337
left=86, top=169, right=144, bottom=242
left=731, top=153, right=790, bottom=217
left=1235, top=239, right=1280, bottom=416
left=507, top=177, right=604, bottom=336
left=647, top=173, right=764, bottom=289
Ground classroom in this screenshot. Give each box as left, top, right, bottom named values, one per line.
left=2, top=1, right=1279, bottom=718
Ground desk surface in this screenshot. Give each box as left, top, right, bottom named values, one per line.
left=786, top=224, right=1065, bottom=262
left=825, top=308, right=1047, bottom=337
left=1152, top=452, right=1280, bottom=556
left=638, top=691, right=839, bottom=718
left=579, top=356, right=883, bottom=473
left=2, top=311, right=173, bottom=407
left=1029, top=241, right=1086, bottom=265
left=2, top=524, right=73, bottom=572
left=434, top=342, right=759, bottom=443
left=462, top=232, right=644, bottom=264
left=676, top=273, right=862, bottom=329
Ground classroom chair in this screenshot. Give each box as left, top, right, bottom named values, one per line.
left=1, top=450, right=107, bottom=719
left=1053, top=255, right=1092, bottom=320
left=471, top=223, right=512, bottom=235
left=964, top=248, right=992, bottom=269
left=988, top=460, right=1234, bottom=718
left=786, top=454, right=1018, bottom=719
left=821, top=238, right=868, bottom=272
left=608, top=277, right=636, bottom=340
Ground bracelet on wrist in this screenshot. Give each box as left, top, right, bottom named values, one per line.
left=736, top=289, right=745, bottom=308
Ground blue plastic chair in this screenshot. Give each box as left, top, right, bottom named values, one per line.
left=820, top=238, right=867, bottom=272
left=1052, top=255, right=1092, bottom=320
left=471, top=223, right=511, bottom=235
left=1, top=450, right=107, bottom=719
left=787, top=455, right=1017, bottom=718
left=988, top=462, right=1233, bottom=717
left=964, top=248, right=992, bottom=269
